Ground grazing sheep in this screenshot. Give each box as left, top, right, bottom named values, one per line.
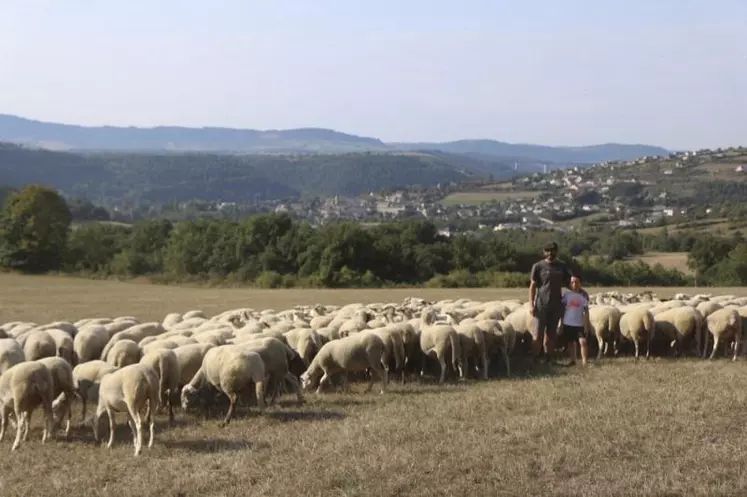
left=418, top=307, right=463, bottom=384
left=37, top=357, right=76, bottom=436
left=619, top=307, right=656, bottom=360
left=99, top=322, right=165, bottom=360
left=173, top=343, right=216, bottom=388
left=0, top=339, right=25, bottom=375
left=139, top=349, right=181, bottom=424
left=479, top=320, right=515, bottom=377
left=588, top=306, right=622, bottom=360
left=451, top=321, right=489, bottom=380
left=704, top=308, right=742, bottom=360
left=73, top=326, right=110, bottom=364
left=283, top=328, right=324, bottom=366
left=44, top=328, right=76, bottom=365
left=238, top=337, right=304, bottom=405
left=104, top=339, right=143, bottom=368
left=181, top=346, right=267, bottom=426
left=21, top=330, right=57, bottom=361
left=93, top=363, right=159, bottom=456
left=0, top=361, right=55, bottom=451
left=68, top=360, right=119, bottom=424
left=300, top=332, right=388, bottom=395
left=653, top=307, right=704, bottom=357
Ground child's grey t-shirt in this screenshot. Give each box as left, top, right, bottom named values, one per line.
left=562, top=291, right=588, bottom=327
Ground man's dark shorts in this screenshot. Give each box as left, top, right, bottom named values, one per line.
left=533, top=306, right=562, bottom=342
left=561, top=324, right=586, bottom=343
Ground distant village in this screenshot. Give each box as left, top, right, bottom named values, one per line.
left=111, top=146, right=747, bottom=234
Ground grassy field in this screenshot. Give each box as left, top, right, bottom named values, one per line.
left=440, top=190, right=542, bottom=206
left=2, top=274, right=747, bottom=496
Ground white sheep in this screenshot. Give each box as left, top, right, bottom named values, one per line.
left=68, top=360, right=119, bottom=424
left=104, top=339, right=142, bottom=368
left=181, top=345, right=267, bottom=426
left=300, top=332, right=388, bottom=395
left=0, top=361, right=55, bottom=451
left=418, top=307, right=463, bottom=384
left=619, top=307, right=655, bottom=360
left=93, top=363, right=159, bottom=456
left=704, top=308, right=742, bottom=360
left=0, top=339, right=25, bottom=375
left=37, top=356, right=76, bottom=436
left=588, top=305, right=622, bottom=360
left=139, top=348, right=181, bottom=424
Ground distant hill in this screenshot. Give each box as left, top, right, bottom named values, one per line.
left=0, top=143, right=479, bottom=204
left=390, top=139, right=671, bottom=164
left=0, top=114, right=669, bottom=166
left=0, top=114, right=390, bottom=153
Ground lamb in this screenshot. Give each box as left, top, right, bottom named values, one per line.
left=104, top=339, right=142, bottom=368
left=180, top=345, right=267, bottom=426
left=93, top=363, right=159, bottom=456
left=37, top=357, right=76, bottom=436
left=619, top=307, right=656, bottom=360
left=139, top=348, right=181, bottom=424
left=703, top=308, right=742, bottom=360
left=68, top=360, right=119, bottom=423
left=0, top=339, right=25, bottom=375
left=418, top=307, right=463, bottom=384
left=300, top=332, right=388, bottom=395
left=0, top=361, right=55, bottom=451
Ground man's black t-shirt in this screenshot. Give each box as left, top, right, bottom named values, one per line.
left=530, top=259, right=572, bottom=310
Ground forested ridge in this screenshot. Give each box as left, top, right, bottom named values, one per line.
left=2, top=185, right=746, bottom=288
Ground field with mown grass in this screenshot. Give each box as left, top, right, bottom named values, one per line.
left=1, top=273, right=747, bottom=497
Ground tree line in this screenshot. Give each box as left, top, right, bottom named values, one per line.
left=1, top=184, right=745, bottom=288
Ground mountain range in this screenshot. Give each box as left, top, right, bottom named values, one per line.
left=0, top=114, right=669, bottom=164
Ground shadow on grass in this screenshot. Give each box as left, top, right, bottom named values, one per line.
left=161, top=437, right=270, bottom=453
left=264, top=410, right=345, bottom=422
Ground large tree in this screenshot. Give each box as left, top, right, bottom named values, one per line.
left=0, top=184, right=72, bottom=272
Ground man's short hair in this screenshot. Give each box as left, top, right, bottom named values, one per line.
left=543, top=241, right=558, bottom=252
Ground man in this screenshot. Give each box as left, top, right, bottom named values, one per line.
left=528, top=241, right=573, bottom=363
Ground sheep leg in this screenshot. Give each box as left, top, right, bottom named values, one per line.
left=106, top=408, right=116, bottom=448
left=42, top=395, right=54, bottom=444
left=219, top=393, right=237, bottom=427
left=255, top=381, right=265, bottom=415
left=316, top=372, right=331, bottom=395
left=341, top=374, right=352, bottom=394
left=633, top=340, right=640, bottom=360
left=11, top=410, right=25, bottom=452
left=129, top=409, right=144, bottom=457
left=167, top=389, right=175, bottom=426
left=503, top=346, right=511, bottom=377
left=710, top=337, right=720, bottom=360
left=646, top=334, right=651, bottom=359
left=436, top=353, right=448, bottom=384
left=126, top=412, right=138, bottom=449
left=480, top=347, right=489, bottom=380
left=0, top=407, right=7, bottom=441
left=702, top=332, right=709, bottom=359
left=596, top=334, right=604, bottom=361
left=22, top=410, right=31, bottom=442
left=733, top=332, right=741, bottom=361
left=367, top=364, right=388, bottom=394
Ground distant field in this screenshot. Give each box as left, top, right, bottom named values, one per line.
left=440, top=190, right=542, bottom=205
left=635, top=218, right=743, bottom=235
left=628, top=251, right=693, bottom=274
left=3, top=274, right=747, bottom=497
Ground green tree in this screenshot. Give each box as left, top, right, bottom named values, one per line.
left=0, top=184, right=72, bottom=272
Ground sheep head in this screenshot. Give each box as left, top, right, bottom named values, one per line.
left=180, top=384, right=200, bottom=410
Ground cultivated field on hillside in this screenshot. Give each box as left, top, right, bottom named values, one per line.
left=628, top=251, right=693, bottom=274
left=2, top=274, right=747, bottom=497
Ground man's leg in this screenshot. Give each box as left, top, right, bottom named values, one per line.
left=579, top=336, right=589, bottom=366
left=543, top=308, right=561, bottom=361
left=532, top=311, right=547, bottom=361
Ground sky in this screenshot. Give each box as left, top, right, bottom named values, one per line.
left=1, top=0, right=745, bottom=150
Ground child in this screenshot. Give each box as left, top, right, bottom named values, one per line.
left=561, top=275, right=590, bottom=366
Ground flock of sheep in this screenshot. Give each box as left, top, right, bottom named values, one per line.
left=0, top=289, right=745, bottom=456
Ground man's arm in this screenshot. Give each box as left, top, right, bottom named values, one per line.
left=529, top=263, right=539, bottom=314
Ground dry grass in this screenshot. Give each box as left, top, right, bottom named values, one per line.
left=3, top=274, right=747, bottom=496
left=628, top=252, right=693, bottom=275
left=440, top=190, right=542, bottom=206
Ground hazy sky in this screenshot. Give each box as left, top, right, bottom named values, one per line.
left=1, top=0, right=745, bottom=149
